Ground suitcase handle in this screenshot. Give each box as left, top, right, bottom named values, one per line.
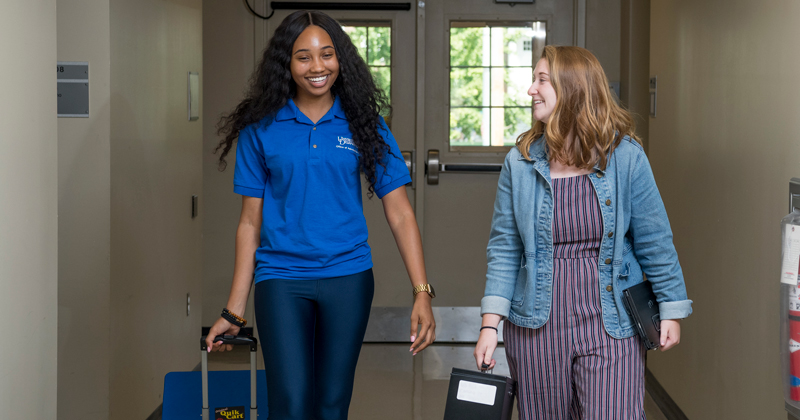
left=200, top=334, right=258, bottom=351
left=201, top=335, right=258, bottom=420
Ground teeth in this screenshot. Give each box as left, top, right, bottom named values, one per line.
left=534, top=100, right=543, bottom=104
left=308, top=75, right=327, bottom=83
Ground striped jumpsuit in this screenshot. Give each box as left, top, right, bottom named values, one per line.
left=504, top=175, right=646, bottom=420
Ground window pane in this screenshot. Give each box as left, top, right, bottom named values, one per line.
left=368, top=27, right=391, bottom=65
left=504, top=107, right=531, bottom=146
left=450, top=107, right=487, bottom=146
left=490, top=67, right=532, bottom=107
left=450, top=68, right=486, bottom=107
left=450, top=27, right=485, bottom=67
left=343, top=26, right=369, bottom=63
left=503, top=26, right=541, bottom=67
left=490, top=107, right=505, bottom=146
left=449, top=21, right=543, bottom=150
left=371, top=66, right=391, bottom=109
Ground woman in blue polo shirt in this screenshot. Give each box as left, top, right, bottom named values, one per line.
left=204, top=10, right=436, bottom=420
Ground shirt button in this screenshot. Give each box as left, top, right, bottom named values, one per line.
left=608, top=232, right=613, bottom=238
left=313, top=127, right=317, bottom=131
left=313, top=144, right=317, bottom=148
left=606, top=285, right=613, bottom=292
left=605, top=199, right=612, bottom=206
left=605, top=258, right=612, bottom=264
left=597, top=173, right=604, bottom=178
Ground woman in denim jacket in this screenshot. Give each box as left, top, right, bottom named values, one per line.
left=473, top=45, right=692, bottom=419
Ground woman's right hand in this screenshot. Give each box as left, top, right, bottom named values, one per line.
left=473, top=329, right=498, bottom=370
left=205, top=317, right=241, bottom=353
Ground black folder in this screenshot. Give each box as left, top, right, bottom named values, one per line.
left=622, top=281, right=661, bottom=350
left=443, top=368, right=515, bottom=420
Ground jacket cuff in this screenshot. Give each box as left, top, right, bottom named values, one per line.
left=659, top=299, right=693, bottom=320
left=481, top=295, right=511, bottom=319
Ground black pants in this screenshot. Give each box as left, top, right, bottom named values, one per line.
left=254, top=269, right=374, bottom=420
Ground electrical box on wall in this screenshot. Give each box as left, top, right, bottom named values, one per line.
left=57, top=62, right=89, bottom=118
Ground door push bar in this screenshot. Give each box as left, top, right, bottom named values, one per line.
left=425, top=150, right=502, bottom=185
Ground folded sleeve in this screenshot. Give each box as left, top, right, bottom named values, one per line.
left=628, top=147, right=692, bottom=320
left=374, top=117, right=412, bottom=199
left=233, top=125, right=268, bottom=198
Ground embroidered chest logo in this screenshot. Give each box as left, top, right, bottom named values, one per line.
left=336, top=136, right=358, bottom=154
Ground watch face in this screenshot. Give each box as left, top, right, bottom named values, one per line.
left=428, top=285, right=436, bottom=298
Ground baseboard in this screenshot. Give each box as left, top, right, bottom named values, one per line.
left=645, top=367, right=689, bottom=420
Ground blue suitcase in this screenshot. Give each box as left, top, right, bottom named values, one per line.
left=163, top=335, right=268, bottom=420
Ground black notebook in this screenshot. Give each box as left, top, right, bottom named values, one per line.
left=622, top=281, right=661, bottom=350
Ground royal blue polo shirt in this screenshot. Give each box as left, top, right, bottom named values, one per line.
left=233, top=96, right=411, bottom=281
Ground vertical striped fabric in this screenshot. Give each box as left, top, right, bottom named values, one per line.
left=504, top=175, right=646, bottom=420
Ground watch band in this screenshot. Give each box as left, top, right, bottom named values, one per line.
left=412, top=284, right=435, bottom=298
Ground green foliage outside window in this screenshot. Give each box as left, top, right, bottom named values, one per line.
left=343, top=25, right=391, bottom=116
left=450, top=26, right=534, bottom=147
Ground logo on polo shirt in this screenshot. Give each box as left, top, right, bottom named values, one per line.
left=336, top=136, right=358, bottom=154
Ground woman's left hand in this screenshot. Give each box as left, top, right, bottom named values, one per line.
left=659, top=319, right=681, bottom=351
left=410, top=293, right=436, bottom=355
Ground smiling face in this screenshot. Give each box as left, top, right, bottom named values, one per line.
left=529, top=58, right=557, bottom=122
left=290, top=25, right=340, bottom=102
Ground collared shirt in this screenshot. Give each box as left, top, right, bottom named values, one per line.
left=233, top=97, right=411, bottom=281
left=481, top=136, right=692, bottom=338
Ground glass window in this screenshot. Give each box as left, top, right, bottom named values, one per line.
left=449, top=21, right=546, bottom=150
left=342, top=23, right=391, bottom=117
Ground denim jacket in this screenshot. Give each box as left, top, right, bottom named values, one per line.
left=480, top=136, right=692, bottom=339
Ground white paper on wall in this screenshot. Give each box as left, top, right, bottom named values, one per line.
left=782, top=224, right=800, bottom=285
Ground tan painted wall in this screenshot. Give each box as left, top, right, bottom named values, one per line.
left=587, top=0, right=621, bottom=86
left=57, top=1, right=112, bottom=418
left=109, top=0, right=203, bottom=417
left=648, top=0, right=800, bottom=418
left=201, top=0, right=256, bottom=327
left=0, top=1, right=58, bottom=418
left=620, top=0, right=650, bottom=149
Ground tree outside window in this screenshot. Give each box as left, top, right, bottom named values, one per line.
left=449, top=22, right=546, bottom=149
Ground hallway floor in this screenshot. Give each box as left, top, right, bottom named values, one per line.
left=206, top=344, right=670, bottom=419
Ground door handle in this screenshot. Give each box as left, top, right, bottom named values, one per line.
left=401, top=150, right=415, bottom=189
left=425, top=149, right=502, bottom=185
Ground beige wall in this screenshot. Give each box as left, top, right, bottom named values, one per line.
left=648, top=0, right=800, bottom=418
left=620, top=0, right=650, bottom=148
left=109, top=0, right=203, bottom=417
left=202, top=0, right=256, bottom=327
left=0, top=1, right=58, bottom=418
left=586, top=0, right=621, bottom=86
left=57, top=1, right=112, bottom=418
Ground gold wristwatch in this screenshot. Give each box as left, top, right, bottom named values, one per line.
left=413, top=284, right=436, bottom=298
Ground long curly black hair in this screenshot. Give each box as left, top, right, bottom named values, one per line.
left=214, top=10, right=393, bottom=197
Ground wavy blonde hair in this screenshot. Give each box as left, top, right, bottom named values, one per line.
left=517, top=45, right=639, bottom=169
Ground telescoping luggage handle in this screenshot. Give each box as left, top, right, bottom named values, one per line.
left=200, top=335, right=259, bottom=420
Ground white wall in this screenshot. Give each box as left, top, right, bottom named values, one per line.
left=0, top=1, right=58, bottom=418
left=648, top=0, right=800, bottom=418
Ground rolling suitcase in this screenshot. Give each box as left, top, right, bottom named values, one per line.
left=162, top=335, right=267, bottom=420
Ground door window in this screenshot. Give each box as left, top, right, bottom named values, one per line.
left=342, top=23, right=392, bottom=119
left=449, top=21, right=546, bottom=150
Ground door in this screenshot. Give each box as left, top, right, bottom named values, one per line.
left=257, top=2, right=579, bottom=419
